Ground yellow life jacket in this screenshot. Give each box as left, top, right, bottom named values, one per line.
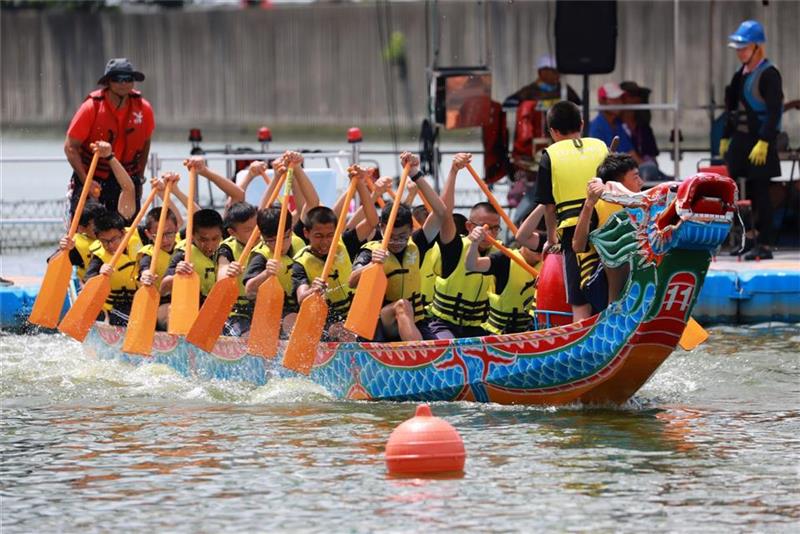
left=220, top=236, right=252, bottom=319
left=73, top=233, right=96, bottom=281
left=250, top=241, right=299, bottom=312
left=90, top=240, right=139, bottom=312
left=576, top=199, right=623, bottom=289
left=175, top=240, right=217, bottom=297
left=429, top=237, right=494, bottom=327
left=363, top=240, right=424, bottom=321
left=548, top=137, right=608, bottom=229
left=137, top=244, right=172, bottom=281
left=483, top=249, right=538, bottom=335
left=419, top=242, right=440, bottom=314
left=294, top=241, right=353, bottom=318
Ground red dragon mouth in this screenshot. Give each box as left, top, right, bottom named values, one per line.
left=656, top=173, right=738, bottom=230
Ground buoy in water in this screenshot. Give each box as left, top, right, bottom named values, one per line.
left=385, top=404, right=465, bottom=475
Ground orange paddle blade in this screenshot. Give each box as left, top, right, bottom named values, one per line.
left=28, top=251, right=72, bottom=328
left=122, top=286, right=160, bottom=355
left=282, top=293, right=328, bottom=375
left=247, top=277, right=285, bottom=357
left=678, top=317, right=709, bottom=351
left=185, top=277, right=239, bottom=352
left=57, top=275, right=111, bottom=342
left=344, top=263, right=387, bottom=340
left=167, top=273, right=200, bottom=335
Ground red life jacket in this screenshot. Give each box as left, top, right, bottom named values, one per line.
left=511, top=99, right=551, bottom=163
left=79, top=89, right=150, bottom=179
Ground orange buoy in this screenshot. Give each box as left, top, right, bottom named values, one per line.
left=385, top=404, right=465, bottom=475
left=535, top=252, right=572, bottom=327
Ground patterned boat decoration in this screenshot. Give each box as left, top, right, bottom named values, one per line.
left=83, top=173, right=737, bottom=405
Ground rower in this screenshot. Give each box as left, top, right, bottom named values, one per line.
left=291, top=171, right=377, bottom=342
left=137, top=174, right=182, bottom=330
left=217, top=201, right=258, bottom=336
left=349, top=153, right=447, bottom=341
left=84, top=212, right=143, bottom=325
left=533, top=100, right=609, bottom=321
left=426, top=153, right=498, bottom=339
left=465, top=225, right=543, bottom=335
left=160, top=209, right=224, bottom=305
left=572, top=153, right=643, bottom=313
left=54, top=200, right=106, bottom=284
left=243, top=208, right=306, bottom=335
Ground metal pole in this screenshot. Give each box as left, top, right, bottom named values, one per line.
left=672, top=0, right=681, bottom=178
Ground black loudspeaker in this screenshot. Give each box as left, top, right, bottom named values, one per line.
left=555, top=1, right=617, bottom=74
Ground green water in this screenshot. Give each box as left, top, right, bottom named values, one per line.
left=1, top=327, right=799, bottom=532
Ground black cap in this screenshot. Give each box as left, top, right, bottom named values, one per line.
left=620, top=81, right=651, bottom=98
left=97, top=58, right=145, bottom=85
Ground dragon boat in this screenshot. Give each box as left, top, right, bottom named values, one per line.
left=83, top=173, right=737, bottom=405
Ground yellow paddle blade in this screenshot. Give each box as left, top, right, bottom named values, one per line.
left=344, top=263, right=387, bottom=340
left=57, top=275, right=111, bottom=342
left=168, top=273, right=200, bottom=335
left=185, top=277, right=239, bottom=352
left=678, top=317, right=709, bottom=351
left=28, top=250, right=72, bottom=328
left=247, top=277, right=285, bottom=358
left=283, top=293, right=328, bottom=375
left=122, top=285, right=160, bottom=356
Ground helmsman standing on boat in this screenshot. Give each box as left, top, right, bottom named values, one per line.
left=64, top=58, right=155, bottom=220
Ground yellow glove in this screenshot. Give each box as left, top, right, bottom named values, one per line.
left=748, top=140, right=769, bottom=166
left=719, top=138, right=730, bottom=158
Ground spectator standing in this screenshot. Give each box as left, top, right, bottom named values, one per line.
left=721, top=20, right=784, bottom=260
left=64, top=58, right=155, bottom=219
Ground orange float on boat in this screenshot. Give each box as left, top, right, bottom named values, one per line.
left=385, top=404, right=465, bottom=476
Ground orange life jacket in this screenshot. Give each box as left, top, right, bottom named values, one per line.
left=78, top=89, right=151, bottom=179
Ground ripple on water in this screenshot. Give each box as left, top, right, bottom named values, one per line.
left=1, top=329, right=799, bottom=532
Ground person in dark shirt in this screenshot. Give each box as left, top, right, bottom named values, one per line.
left=720, top=20, right=784, bottom=260
left=349, top=153, right=447, bottom=341
left=290, top=170, right=377, bottom=342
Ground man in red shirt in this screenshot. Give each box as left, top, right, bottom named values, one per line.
left=64, top=58, right=155, bottom=219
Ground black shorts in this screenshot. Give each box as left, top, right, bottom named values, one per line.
left=560, top=227, right=587, bottom=306
left=69, top=172, right=144, bottom=221
left=582, top=267, right=609, bottom=314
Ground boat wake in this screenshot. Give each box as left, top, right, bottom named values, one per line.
left=0, top=333, right=331, bottom=406
left=2, top=325, right=796, bottom=409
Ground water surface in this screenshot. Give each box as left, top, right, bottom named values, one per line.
left=1, top=327, right=799, bottom=532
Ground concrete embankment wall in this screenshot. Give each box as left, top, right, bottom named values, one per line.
left=2, top=1, right=798, bottom=141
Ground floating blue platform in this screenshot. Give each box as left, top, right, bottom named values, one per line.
left=693, top=251, right=800, bottom=324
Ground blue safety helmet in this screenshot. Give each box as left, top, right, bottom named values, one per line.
left=728, top=20, right=766, bottom=49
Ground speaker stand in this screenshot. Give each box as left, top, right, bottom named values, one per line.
left=582, top=74, right=590, bottom=136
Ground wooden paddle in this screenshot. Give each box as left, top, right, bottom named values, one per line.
left=466, top=163, right=518, bottom=234
left=29, top=152, right=101, bottom=328
left=678, top=317, right=709, bottom=350
left=58, top=188, right=158, bottom=342
left=247, top=169, right=295, bottom=357
left=283, top=177, right=360, bottom=375
left=344, top=164, right=411, bottom=340
left=122, top=179, right=175, bottom=355
left=483, top=230, right=540, bottom=279
left=185, top=170, right=290, bottom=352
left=168, top=168, right=200, bottom=335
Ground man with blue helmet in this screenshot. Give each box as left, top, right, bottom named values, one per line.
left=721, top=20, right=784, bottom=261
